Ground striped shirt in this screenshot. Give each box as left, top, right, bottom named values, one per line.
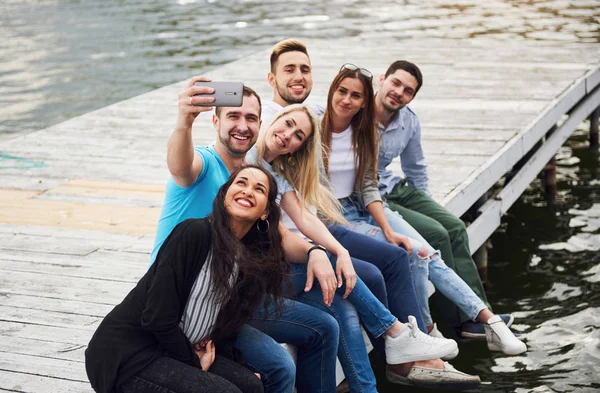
left=179, top=251, right=224, bottom=345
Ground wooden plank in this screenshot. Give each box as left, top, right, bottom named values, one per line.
left=0, top=233, right=100, bottom=256
left=0, top=322, right=93, bottom=346
left=0, top=352, right=87, bottom=382
left=0, top=224, right=152, bottom=247
left=0, top=370, right=89, bottom=393
left=0, top=255, right=144, bottom=282
left=0, top=294, right=117, bottom=317
left=0, top=191, right=160, bottom=234
left=0, top=305, right=103, bottom=331
left=0, top=247, right=148, bottom=266
left=0, top=335, right=87, bottom=363
left=0, top=270, right=135, bottom=305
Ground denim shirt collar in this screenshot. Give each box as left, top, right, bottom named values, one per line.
left=378, top=107, right=404, bottom=135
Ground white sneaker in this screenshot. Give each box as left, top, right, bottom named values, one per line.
left=430, top=323, right=459, bottom=360
left=385, top=316, right=459, bottom=364
left=485, top=315, right=527, bottom=355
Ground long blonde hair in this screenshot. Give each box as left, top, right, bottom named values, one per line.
left=256, top=104, right=346, bottom=224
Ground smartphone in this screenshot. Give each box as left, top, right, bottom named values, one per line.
left=193, top=81, right=244, bottom=107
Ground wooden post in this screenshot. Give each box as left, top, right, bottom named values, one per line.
left=543, top=156, right=557, bottom=203
left=472, top=192, right=489, bottom=282
left=591, top=106, right=599, bottom=148
left=542, top=126, right=557, bottom=203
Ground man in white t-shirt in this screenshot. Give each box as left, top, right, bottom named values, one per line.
left=261, top=39, right=313, bottom=126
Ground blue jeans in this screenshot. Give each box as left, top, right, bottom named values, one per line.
left=241, top=300, right=339, bottom=393
left=290, top=258, right=397, bottom=393
left=339, top=195, right=487, bottom=327
left=328, top=224, right=427, bottom=337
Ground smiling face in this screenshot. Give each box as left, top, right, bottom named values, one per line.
left=331, top=76, right=366, bottom=120
left=268, top=51, right=313, bottom=106
left=265, top=109, right=313, bottom=158
left=225, top=167, right=270, bottom=224
left=377, top=69, right=418, bottom=112
left=213, top=94, right=261, bottom=157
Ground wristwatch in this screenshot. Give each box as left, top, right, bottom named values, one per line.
left=307, top=244, right=327, bottom=256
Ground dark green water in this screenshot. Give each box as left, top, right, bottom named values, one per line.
left=373, top=129, right=600, bottom=392
left=1, top=0, right=599, bottom=391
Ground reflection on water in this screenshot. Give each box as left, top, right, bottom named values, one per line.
left=372, top=131, right=600, bottom=393
left=479, top=130, right=599, bottom=392
left=2, top=1, right=599, bottom=392
left=1, top=0, right=599, bottom=136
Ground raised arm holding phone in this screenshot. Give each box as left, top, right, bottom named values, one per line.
left=148, top=76, right=347, bottom=393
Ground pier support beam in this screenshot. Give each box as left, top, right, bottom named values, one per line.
left=591, top=106, right=599, bottom=148
left=542, top=126, right=557, bottom=203
left=472, top=192, right=489, bottom=282
left=543, top=156, right=557, bottom=203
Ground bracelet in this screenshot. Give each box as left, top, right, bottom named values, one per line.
left=307, top=244, right=327, bottom=257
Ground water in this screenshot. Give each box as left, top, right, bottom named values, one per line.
left=2, top=0, right=599, bottom=137
left=372, top=129, right=600, bottom=392
left=1, top=0, right=599, bottom=391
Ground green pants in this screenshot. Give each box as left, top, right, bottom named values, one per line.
left=384, top=183, right=491, bottom=328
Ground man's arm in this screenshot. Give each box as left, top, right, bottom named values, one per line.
left=167, top=76, right=215, bottom=188
left=400, top=116, right=431, bottom=196
left=279, top=222, right=337, bottom=306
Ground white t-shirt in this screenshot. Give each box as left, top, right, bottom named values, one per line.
left=329, top=125, right=355, bottom=199
left=261, top=100, right=283, bottom=130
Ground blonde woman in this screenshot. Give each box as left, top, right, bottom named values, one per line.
left=247, top=104, right=481, bottom=391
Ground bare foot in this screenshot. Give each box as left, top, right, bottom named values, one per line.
left=387, top=358, right=445, bottom=377
left=386, top=361, right=414, bottom=377
left=414, top=358, right=444, bottom=369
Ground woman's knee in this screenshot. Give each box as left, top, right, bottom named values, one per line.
left=319, top=312, right=341, bottom=344
left=353, top=262, right=386, bottom=301
left=409, top=248, right=430, bottom=277
left=261, top=352, right=295, bottom=393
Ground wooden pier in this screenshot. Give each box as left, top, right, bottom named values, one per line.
left=1, top=37, right=599, bottom=392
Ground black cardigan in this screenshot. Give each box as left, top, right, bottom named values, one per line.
left=85, top=218, right=214, bottom=393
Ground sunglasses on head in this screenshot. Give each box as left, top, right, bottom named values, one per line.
left=339, top=63, right=373, bottom=80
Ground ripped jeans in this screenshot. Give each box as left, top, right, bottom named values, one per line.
left=338, top=195, right=487, bottom=327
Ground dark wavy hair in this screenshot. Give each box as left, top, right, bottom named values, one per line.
left=321, top=68, right=378, bottom=192
left=209, top=164, right=289, bottom=341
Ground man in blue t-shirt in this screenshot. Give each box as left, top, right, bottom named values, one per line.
left=151, top=76, right=341, bottom=393
left=150, top=145, right=229, bottom=261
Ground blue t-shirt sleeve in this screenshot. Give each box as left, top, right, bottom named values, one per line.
left=192, top=146, right=212, bottom=186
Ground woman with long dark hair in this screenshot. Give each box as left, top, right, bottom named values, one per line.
left=85, top=165, right=287, bottom=393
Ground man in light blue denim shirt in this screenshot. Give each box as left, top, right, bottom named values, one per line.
left=375, top=60, right=512, bottom=338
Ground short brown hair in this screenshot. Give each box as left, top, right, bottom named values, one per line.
left=384, top=60, right=423, bottom=95
left=270, top=39, right=309, bottom=73
left=215, top=85, right=262, bottom=118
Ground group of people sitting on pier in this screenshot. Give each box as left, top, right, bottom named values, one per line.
left=85, top=39, right=527, bottom=393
